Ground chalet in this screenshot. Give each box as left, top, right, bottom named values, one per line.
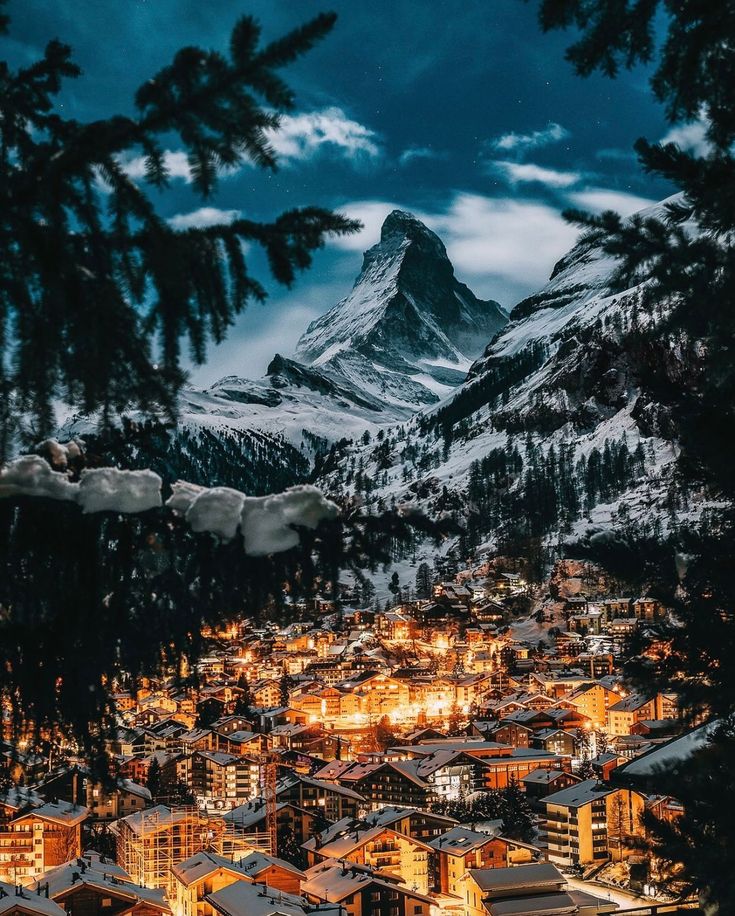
left=236, top=851, right=304, bottom=895
left=488, top=721, right=533, bottom=748
left=38, top=768, right=151, bottom=822
left=428, top=826, right=534, bottom=898
left=172, top=851, right=255, bottom=916
left=303, top=817, right=432, bottom=894
left=35, top=855, right=170, bottom=916
left=463, top=862, right=616, bottom=916
left=0, top=801, right=88, bottom=884
left=277, top=773, right=363, bottom=823
left=337, top=672, right=410, bottom=719
left=187, top=751, right=259, bottom=809
left=520, top=768, right=581, bottom=803
left=269, top=724, right=347, bottom=761
left=224, top=800, right=325, bottom=846
left=607, top=694, right=657, bottom=736
left=302, top=860, right=433, bottom=916
left=564, top=683, right=623, bottom=728
left=206, top=880, right=339, bottom=916
left=531, top=729, right=579, bottom=758
left=362, top=806, right=458, bottom=842
left=209, top=716, right=255, bottom=737
left=211, top=730, right=269, bottom=756
left=0, top=882, right=66, bottom=916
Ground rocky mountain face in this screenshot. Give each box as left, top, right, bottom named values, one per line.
left=295, top=209, right=507, bottom=409
left=63, top=211, right=506, bottom=493
left=319, top=198, right=696, bottom=550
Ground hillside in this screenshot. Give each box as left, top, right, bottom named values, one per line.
left=318, top=197, right=697, bottom=554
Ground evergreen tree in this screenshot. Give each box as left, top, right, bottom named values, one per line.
left=374, top=714, right=397, bottom=752
left=415, top=562, right=432, bottom=600
left=146, top=758, right=162, bottom=800
left=446, top=702, right=464, bottom=737
left=277, top=823, right=307, bottom=869
left=500, top=779, right=535, bottom=843
left=279, top=672, right=295, bottom=708
left=233, top=677, right=255, bottom=722
left=532, top=2, right=735, bottom=910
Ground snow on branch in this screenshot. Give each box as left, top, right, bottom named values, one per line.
left=0, top=448, right=339, bottom=556
left=166, top=479, right=339, bottom=555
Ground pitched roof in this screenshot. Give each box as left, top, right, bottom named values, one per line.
left=520, top=768, right=577, bottom=786
left=469, top=862, right=564, bottom=893
left=237, top=851, right=305, bottom=880
left=0, top=884, right=66, bottom=916
left=171, top=851, right=252, bottom=886
left=301, top=861, right=431, bottom=905
left=207, top=880, right=339, bottom=916
left=24, top=801, right=88, bottom=826
left=487, top=892, right=577, bottom=915
left=609, top=693, right=654, bottom=712
left=34, top=858, right=170, bottom=912
left=363, top=805, right=457, bottom=830
left=544, top=779, right=615, bottom=808
left=307, top=822, right=431, bottom=858
left=428, top=825, right=500, bottom=855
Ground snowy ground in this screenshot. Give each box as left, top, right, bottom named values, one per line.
left=564, top=875, right=650, bottom=910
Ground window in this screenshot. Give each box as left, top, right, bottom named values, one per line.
left=101, top=900, right=112, bottom=908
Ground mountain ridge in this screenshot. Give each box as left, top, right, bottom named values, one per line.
left=62, top=210, right=507, bottom=492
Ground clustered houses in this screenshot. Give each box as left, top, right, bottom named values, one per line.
left=0, top=559, right=698, bottom=913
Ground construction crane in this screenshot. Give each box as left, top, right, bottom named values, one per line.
left=257, top=750, right=280, bottom=857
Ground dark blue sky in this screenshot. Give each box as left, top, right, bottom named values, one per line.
left=4, top=0, right=684, bottom=383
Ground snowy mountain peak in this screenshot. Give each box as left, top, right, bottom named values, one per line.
left=294, top=210, right=508, bottom=398
left=374, top=208, right=448, bottom=259
left=64, top=213, right=509, bottom=493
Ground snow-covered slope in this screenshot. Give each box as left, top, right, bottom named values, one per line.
left=63, top=211, right=506, bottom=492
left=295, top=210, right=508, bottom=410
left=170, top=210, right=507, bottom=456
left=319, top=198, right=696, bottom=542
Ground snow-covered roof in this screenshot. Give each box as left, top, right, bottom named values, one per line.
left=617, top=722, right=715, bottom=779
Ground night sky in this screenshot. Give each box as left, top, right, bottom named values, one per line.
left=4, top=0, right=688, bottom=383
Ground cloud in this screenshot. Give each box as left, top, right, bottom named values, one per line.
left=330, top=193, right=580, bottom=301
left=267, top=107, right=380, bottom=164
left=491, top=160, right=583, bottom=188
left=426, top=193, right=579, bottom=292
left=193, top=303, right=325, bottom=386
left=567, top=188, right=656, bottom=216
left=596, top=147, right=637, bottom=162
left=491, top=122, right=570, bottom=153
left=661, top=119, right=710, bottom=157
left=330, top=200, right=399, bottom=252
left=119, top=149, right=193, bottom=183
left=399, top=146, right=445, bottom=166
left=168, top=207, right=241, bottom=230
left=118, top=108, right=380, bottom=188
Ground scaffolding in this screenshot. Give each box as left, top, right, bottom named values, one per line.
left=115, top=805, right=261, bottom=899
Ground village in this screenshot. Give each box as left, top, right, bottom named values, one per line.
left=0, top=556, right=697, bottom=916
